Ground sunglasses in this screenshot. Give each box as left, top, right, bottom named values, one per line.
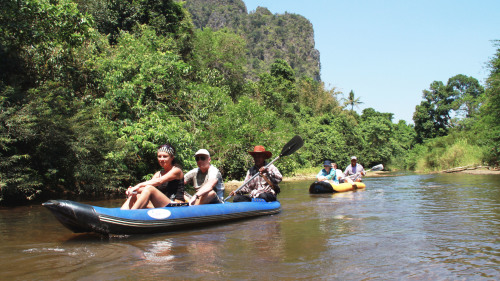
left=195, top=156, right=207, bottom=161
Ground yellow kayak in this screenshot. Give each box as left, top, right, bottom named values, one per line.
left=309, top=181, right=366, bottom=194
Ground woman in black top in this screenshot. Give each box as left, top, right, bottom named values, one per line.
left=121, top=144, right=185, bottom=209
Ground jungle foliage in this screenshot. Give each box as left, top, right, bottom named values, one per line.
left=0, top=0, right=498, bottom=205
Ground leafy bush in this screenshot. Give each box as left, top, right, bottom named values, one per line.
left=408, top=134, right=486, bottom=172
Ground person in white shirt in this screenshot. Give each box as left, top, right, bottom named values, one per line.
left=343, top=156, right=366, bottom=182
left=184, top=149, right=224, bottom=205
left=332, top=162, right=351, bottom=183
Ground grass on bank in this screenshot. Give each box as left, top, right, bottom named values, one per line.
left=291, top=167, right=318, bottom=178
left=411, top=137, right=487, bottom=173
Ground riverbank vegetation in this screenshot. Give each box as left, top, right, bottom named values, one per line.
left=1, top=0, right=498, bottom=205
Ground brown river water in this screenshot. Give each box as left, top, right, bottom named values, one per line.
left=0, top=173, right=499, bottom=280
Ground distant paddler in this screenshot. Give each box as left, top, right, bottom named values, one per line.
left=344, top=156, right=366, bottom=182
left=316, top=160, right=339, bottom=185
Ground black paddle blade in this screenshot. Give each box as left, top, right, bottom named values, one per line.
left=279, top=135, right=304, bottom=157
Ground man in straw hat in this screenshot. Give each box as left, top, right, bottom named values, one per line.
left=229, top=145, right=282, bottom=202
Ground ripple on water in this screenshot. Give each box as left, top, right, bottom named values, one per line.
left=2, top=241, right=143, bottom=280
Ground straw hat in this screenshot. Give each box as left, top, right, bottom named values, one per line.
left=248, top=145, right=272, bottom=159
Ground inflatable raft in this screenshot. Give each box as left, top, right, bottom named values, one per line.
left=309, top=181, right=366, bottom=194
left=43, top=199, right=280, bottom=235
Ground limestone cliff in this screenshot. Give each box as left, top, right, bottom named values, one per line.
left=181, top=0, right=321, bottom=81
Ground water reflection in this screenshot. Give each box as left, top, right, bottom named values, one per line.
left=142, top=239, right=177, bottom=262
left=134, top=232, right=227, bottom=275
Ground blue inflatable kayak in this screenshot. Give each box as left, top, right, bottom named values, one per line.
left=43, top=199, right=281, bottom=235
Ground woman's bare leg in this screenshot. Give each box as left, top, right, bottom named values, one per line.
left=131, top=185, right=171, bottom=209
left=121, top=195, right=138, bottom=210
left=122, top=194, right=156, bottom=209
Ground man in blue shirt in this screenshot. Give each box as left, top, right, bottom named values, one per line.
left=316, top=160, right=339, bottom=184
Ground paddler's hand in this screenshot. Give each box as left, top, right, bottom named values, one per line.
left=258, top=166, right=268, bottom=175
left=189, top=194, right=199, bottom=206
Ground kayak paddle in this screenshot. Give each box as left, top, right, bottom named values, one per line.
left=351, top=164, right=384, bottom=181
left=367, top=164, right=384, bottom=172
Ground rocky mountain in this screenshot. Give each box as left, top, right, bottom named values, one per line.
left=180, top=0, right=321, bottom=81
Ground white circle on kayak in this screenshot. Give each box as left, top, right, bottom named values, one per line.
left=147, top=209, right=171, bottom=219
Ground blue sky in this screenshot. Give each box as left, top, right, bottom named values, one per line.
left=243, top=0, right=500, bottom=123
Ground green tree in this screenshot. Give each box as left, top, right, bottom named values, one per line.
left=343, top=90, right=363, bottom=112
left=270, top=58, right=296, bottom=82
left=78, top=0, right=194, bottom=58
left=361, top=107, right=394, bottom=122
left=208, top=96, right=291, bottom=179
left=92, top=25, right=191, bottom=121
left=413, top=81, right=453, bottom=142
left=89, top=25, right=196, bottom=183
left=0, top=81, right=121, bottom=205
left=413, top=75, right=485, bottom=143
left=296, top=78, right=341, bottom=115
left=447, top=74, right=484, bottom=119
left=297, top=114, right=349, bottom=167
left=1, top=0, right=93, bottom=91
left=191, top=28, right=248, bottom=100
left=389, top=120, right=417, bottom=169
left=0, top=0, right=98, bottom=205
left=358, top=109, right=394, bottom=166
left=256, top=59, right=297, bottom=119
left=475, top=41, right=500, bottom=164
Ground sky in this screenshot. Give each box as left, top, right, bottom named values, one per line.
left=242, top=0, right=500, bottom=123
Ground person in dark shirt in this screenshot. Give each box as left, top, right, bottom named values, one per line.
left=121, top=144, right=185, bottom=209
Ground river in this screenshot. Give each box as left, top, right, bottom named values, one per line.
left=0, top=173, right=498, bottom=280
